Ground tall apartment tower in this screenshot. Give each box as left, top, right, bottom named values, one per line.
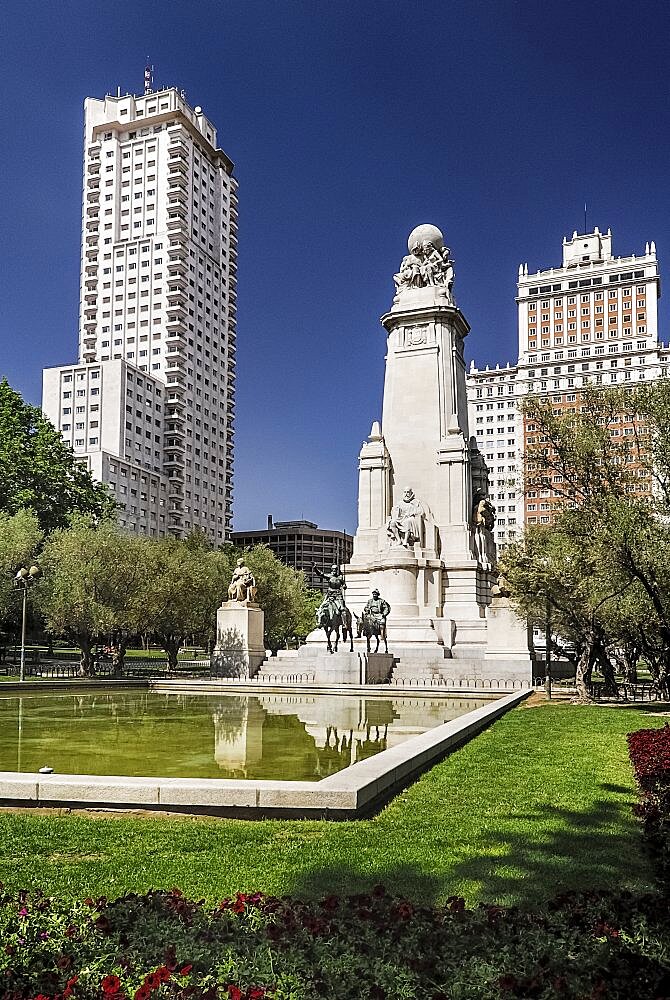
left=467, top=228, right=666, bottom=545
left=43, top=84, right=238, bottom=543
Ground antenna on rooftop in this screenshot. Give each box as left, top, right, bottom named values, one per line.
left=584, top=201, right=588, bottom=235
left=144, top=59, right=153, bottom=95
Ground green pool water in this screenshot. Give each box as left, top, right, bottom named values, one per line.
left=0, top=690, right=491, bottom=782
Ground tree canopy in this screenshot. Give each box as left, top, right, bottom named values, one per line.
left=0, top=378, right=118, bottom=533
left=500, top=382, right=670, bottom=700
left=36, top=517, right=147, bottom=675
left=0, top=509, right=43, bottom=628
left=238, top=545, right=322, bottom=652
left=30, top=515, right=320, bottom=670
left=140, top=535, right=232, bottom=669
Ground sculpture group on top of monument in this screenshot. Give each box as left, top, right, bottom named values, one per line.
left=227, top=558, right=257, bottom=604
left=471, top=491, right=497, bottom=573
left=393, top=224, right=455, bottom=303
left=387, top=488, right=424, bottom=548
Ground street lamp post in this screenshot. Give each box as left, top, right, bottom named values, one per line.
left=14, top=566, right=41, bottom=684
left=538, top=556, right=552, bottom=701
left=545, top=592, right=552, bottom=701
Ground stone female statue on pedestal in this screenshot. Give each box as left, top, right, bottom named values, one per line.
left=227, top=558, right=257, bottom=603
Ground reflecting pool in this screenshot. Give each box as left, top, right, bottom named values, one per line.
left=0, top=690, right=491, bottom=781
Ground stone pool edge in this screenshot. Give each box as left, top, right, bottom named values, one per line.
left=0, top=689, right=528, bottom=818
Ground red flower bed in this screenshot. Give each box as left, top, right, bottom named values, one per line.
left=2, top=884, right=670, bottom=999
left=627, top=725, right=670, bottom=881
left=628, top=726, right=670, bottom=791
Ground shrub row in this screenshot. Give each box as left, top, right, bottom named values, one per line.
left=628, top=725, right=670, bottom=882
left=1, top=885, right=670, bottom=1000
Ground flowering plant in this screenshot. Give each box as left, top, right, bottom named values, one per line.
left=628, top=725, right=670, bottom=881
left=1, top=884, right=669, bottom=999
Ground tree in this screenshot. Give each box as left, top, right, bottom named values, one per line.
left=0, top=509, right=44, bottom=628
left=501, top=382, right=670, bottom=700
left=36, top=517, right=147, bottom=676
left=141, top=535, right=233, bottom=670
left=500, top=526, right=633, bottom=701
left=0, top=379, right=118, bottom=533
left=140, top=540, right=321, bottom=664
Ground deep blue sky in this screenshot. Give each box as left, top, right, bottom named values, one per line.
left=3, top=0, right=670, bottom=532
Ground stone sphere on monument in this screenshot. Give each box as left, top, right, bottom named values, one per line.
left=408, top=224, right=444, bottom=253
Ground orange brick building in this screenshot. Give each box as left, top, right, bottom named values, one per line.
left=467, top=228, right=668, bottom=544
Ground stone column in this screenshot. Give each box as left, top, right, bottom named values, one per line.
left=352, top=421, right=391, bottom=563
left=379, top=291, right=472, bottom=563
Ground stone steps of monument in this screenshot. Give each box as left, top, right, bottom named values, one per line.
left=390, top=658, right=528, bottom=691
left=256, top=649, right=395, bottom=685
left=450, top=645, right=488, bottom=661
left=253, top=659, right=317, bottom=685
left=389, top=658, right=444, bottom=687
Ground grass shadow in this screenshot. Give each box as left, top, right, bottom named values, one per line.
left=287, top=861, right=442, bottom=905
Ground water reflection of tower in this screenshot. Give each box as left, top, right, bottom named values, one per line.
left=212, top=697, right=265, bottom=778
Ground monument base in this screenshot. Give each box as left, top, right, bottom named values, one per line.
left=211, top=601, right=266, bottom=679
left=259, top=646, right=394, bottom=685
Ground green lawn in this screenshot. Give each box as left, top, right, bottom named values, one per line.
left=0, top=702, right=663, bottom=907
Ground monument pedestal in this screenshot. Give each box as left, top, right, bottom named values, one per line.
left=262, top=645, right=394, bottom=685
left=481, top=595, right=533, bottom=686
left=211, top=601, right=266, bottom=679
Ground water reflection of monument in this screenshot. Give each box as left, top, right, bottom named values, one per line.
left=211, top=695, right=486, bottom=780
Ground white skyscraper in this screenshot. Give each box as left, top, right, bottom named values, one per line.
left=43, top=81, right=237, bottom=543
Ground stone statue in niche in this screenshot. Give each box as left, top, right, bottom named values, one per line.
left=491, top=572, right=511, bottom=598
left=227, top=558, right=257, bottom=603
left=387, top=488, right=424, bottom=548
left=393, top=224, right=455, bottom=304
left=471, top=491, right=497, bottom=572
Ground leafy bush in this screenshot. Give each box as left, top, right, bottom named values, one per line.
left=1, top=885, right=670, bottom=1000
left=628, top=725, right=670, bottom=882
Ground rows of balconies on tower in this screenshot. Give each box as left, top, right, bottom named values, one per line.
left=163, top=127, right=189, bottom=537
left=165, top=125, right=198, bottom=537
left=81, top=138, right=103, bottom=362
left=162, top=122, right=238, bottom=540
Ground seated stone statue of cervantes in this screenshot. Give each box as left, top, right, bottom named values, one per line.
left=386, top=488, right=424, bottom=548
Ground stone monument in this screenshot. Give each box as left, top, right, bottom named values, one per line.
left=339, top=223, right=532, bottom=686
left=211, top=559, right=266, bottom=678
left=270, top=223, right=532, bottom=689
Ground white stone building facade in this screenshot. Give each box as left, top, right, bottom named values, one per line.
left=43, top=85, right=237, bottom=542
left=42, top=360, right=169, bottom=534
left=466, top=362, right=520, bottom=548
left=467, top=228, right=666, bottom=545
